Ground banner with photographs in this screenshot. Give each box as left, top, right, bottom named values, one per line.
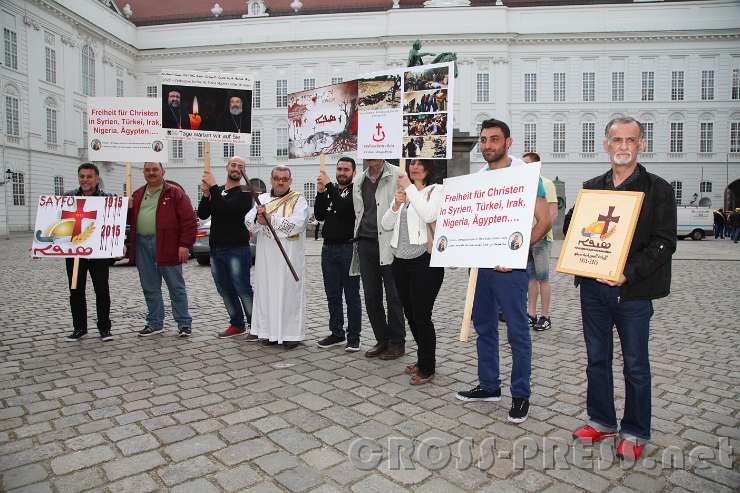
left=87, top=97, right=166, bottom=162
left=288, top=80, right=358, bottom=158
left=357, top=61, right=454, bottom=160
left=161, top=70, right=253, bottom=144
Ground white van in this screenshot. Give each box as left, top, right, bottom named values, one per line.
left=676, top=206, right=713, bottom=240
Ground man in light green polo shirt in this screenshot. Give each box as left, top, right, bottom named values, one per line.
left=523, top=152, right=558, bottom=332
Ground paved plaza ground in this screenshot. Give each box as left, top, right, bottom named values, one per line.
left=1, top=235, right=738, bottom=492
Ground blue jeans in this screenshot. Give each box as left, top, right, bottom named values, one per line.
left=136, top=235, right=192, bottom=329
left=580, top=278, right=653, bottom=442
left=210, top=246, right=253, bottom=329
left=321, top=243, right=361, bottom=344
left=472, top=268, right=531, bottom=399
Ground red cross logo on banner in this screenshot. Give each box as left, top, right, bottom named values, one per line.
left=61, top=199, right=97, bottom=237
left=597, top=206, right=620, bottom=236
left=372, top=122, right=386, bottom=142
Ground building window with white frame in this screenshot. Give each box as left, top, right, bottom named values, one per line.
left=641, top=71, right=654, bottom=101
left=612, top=72, right=624, bottom=102
left=669, top=122, right=684, bottom=153
left=276, top=127, right=288, bottom=157
left=54, top=176, right=64, bottom=195
left=700, top=181, right=712, bottom=193
left=116, top=78, right=124, bottom=97
left=730, top=122, right=740, bottom=153
left=582, top=72, right=595, bottom=102
left=642, top=121, right=654, bottom=153
left=474, top=122, right=482, bottom=153
left=12, top=171, right=24, bottom=206
left=701, top=70, right=714, bottom=101
left=476, top=73, right=489, bottom=103
left=171, top=139, right=183, bottom=159
left=304, top=78, right=315, bottom=91
left=582, top=122, right=595, bottom=153
left=197, top=141, right=205, bottom=159
left=732, top=69, right=740, bottom=100
left=81, top=45, right=95, bottom=96
left=699, top=121, right=713, bottom=153
left=671, top=71, right=684, bottom=101
left=4, top=28, right=17, bottom=70
left=304, top=182, right=316, bottom=207
left=524, top=73, right=537, bottom=102
left=250, top=130, right=262, bottom=157
left=331, top=77, right=343, bottom=85
left=5, top=95, right=19, bottom=136
left=45, top=47, right=57, bottom=84
left=46, top=106, right=58, bottom=145
left=252, top=81, right=261, bottom=108
left=276, top=79, right=288, bottom=107
left=671, top=180, right=682, bottom=205
left=523, top=123, right=536, bottom=153
left=552, top=123, right=566, bottom=153
left=553, top=73, right=566, bottom=102
left=223, top=142, right=234, bottom=158
left=146, top=85, right=158, bottom=98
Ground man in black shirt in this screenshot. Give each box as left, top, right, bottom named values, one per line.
left=198, top=156, right=255, bottom=339
left=314, top=157, right=362, bottom=352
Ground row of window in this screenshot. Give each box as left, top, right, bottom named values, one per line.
left=670, top=180, right=714, bottom=205
left=474, top=69, right=740, bottom=103
left=516, top=121, right=740, bottom=154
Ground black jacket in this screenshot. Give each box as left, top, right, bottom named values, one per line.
left=314, top=182, right=355, bottom=244
left=579, top=163, right=676, bottom=301
left=197, top=185, right=252, bottom=248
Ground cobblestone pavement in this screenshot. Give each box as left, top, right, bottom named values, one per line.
left=1, top=235, right=738, bottom=493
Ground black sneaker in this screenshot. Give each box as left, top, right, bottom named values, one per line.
left=508, top=397, right=530, bottom=423
left=65, top=330, right=87, bottom=341
left=528, top=315, right=537, bottom=330
left=283, top=341, right=299, bottom=350
left=345, top=341, right=361, bottom=352
left=317, top=334, right=345, bottom=348
left=261, top=339, right=278, bottom=346
left=178, top=326, right=192, bottom=337
left=534, top=316, right=551, bottom=332
left=456, top=385, right=502, bottom=402
left=99, top=331, right=115, bottom=341
left=138, top=326, right=163, bottom=337
left=244, top=333, right=260, bottom=342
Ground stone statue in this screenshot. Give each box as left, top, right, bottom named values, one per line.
left=407, top=40, right=458, bottom=78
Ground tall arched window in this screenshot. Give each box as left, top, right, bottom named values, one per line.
left=45, top=97, right=58, bottom=145
left=82, top=45, right=95, bottom=96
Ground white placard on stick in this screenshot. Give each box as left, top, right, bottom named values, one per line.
left=88, top=97, right=166, bottom=162
left=430, top=164, right=541, bottom=269
left=32, top=195, right=128, bottom=259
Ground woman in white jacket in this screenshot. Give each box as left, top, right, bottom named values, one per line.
left=381, top=159, right=444, bottom=385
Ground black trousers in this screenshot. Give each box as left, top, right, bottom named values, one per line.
left=65, top=258, right=112, bottom=333
left=357, top=238, right=405, bottom=345
left=392, top=253, right=444, bottom=377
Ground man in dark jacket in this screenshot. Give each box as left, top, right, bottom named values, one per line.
left=128, top=162, right=196, bottom=337
left=572, top=117, right=676, bottom=461
left=63, top=162, right=114, bottom=342
left=198, top=156, right=255, bottom=339
left=314, top=157, right=362, bottom=352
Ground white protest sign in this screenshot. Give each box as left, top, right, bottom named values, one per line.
left=430, top=164, right=541, bottom=269
left=88, top=97, right=166, bottom=162
left=32, top=196, right=128, bottom=259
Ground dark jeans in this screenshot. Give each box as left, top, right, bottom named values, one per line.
left=472, top=268, right=531, bottom=399
left=357, top=238, right=405, bottom=345
left=322, top=243, right=361, bottom=343
left=210, top=246, right=253, bottom=329
left=580, top=278, right=653, bottom=441
left=392, top=253, right=444, bottom=377
left=65, top=258, right=112, bottom=334
left=714, top=223, right=724, bottom=239
left=733, top=226, right=740, bottom=242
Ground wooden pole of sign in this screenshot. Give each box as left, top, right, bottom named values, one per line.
left=125, top=162, right=132, bottom=199
left=459, top=268, right=478, bottom=342
left=203, top=142, right=211, bottom=172
left=319, top=153, right=326, bottom=175
left=399, top=158, right=406, bottom=175
left=70, top=258, right=80, bottom=290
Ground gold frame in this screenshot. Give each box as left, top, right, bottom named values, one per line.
left=556, top=189, right=644, bottom=282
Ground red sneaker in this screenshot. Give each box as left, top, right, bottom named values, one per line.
left=572, top=425, right=617, bottom=442
left=218, top=325, right=246, bottom=338
left=616, top=438, right=645, bottom=461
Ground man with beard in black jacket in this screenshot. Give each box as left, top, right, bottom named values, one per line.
left=571, top=117, right=676, bottom=462
left=314, top=157, right=362, bottom=352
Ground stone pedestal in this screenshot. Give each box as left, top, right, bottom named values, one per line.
left=445, top=128, right=478, bottom=178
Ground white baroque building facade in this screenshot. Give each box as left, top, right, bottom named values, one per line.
left=1, top=0, right=739, bottom=234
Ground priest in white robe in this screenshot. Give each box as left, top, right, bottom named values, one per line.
left=245, top=165, right=308, bottom=349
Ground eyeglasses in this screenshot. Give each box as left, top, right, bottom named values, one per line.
left=272, top=176, right=290, bottom=183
